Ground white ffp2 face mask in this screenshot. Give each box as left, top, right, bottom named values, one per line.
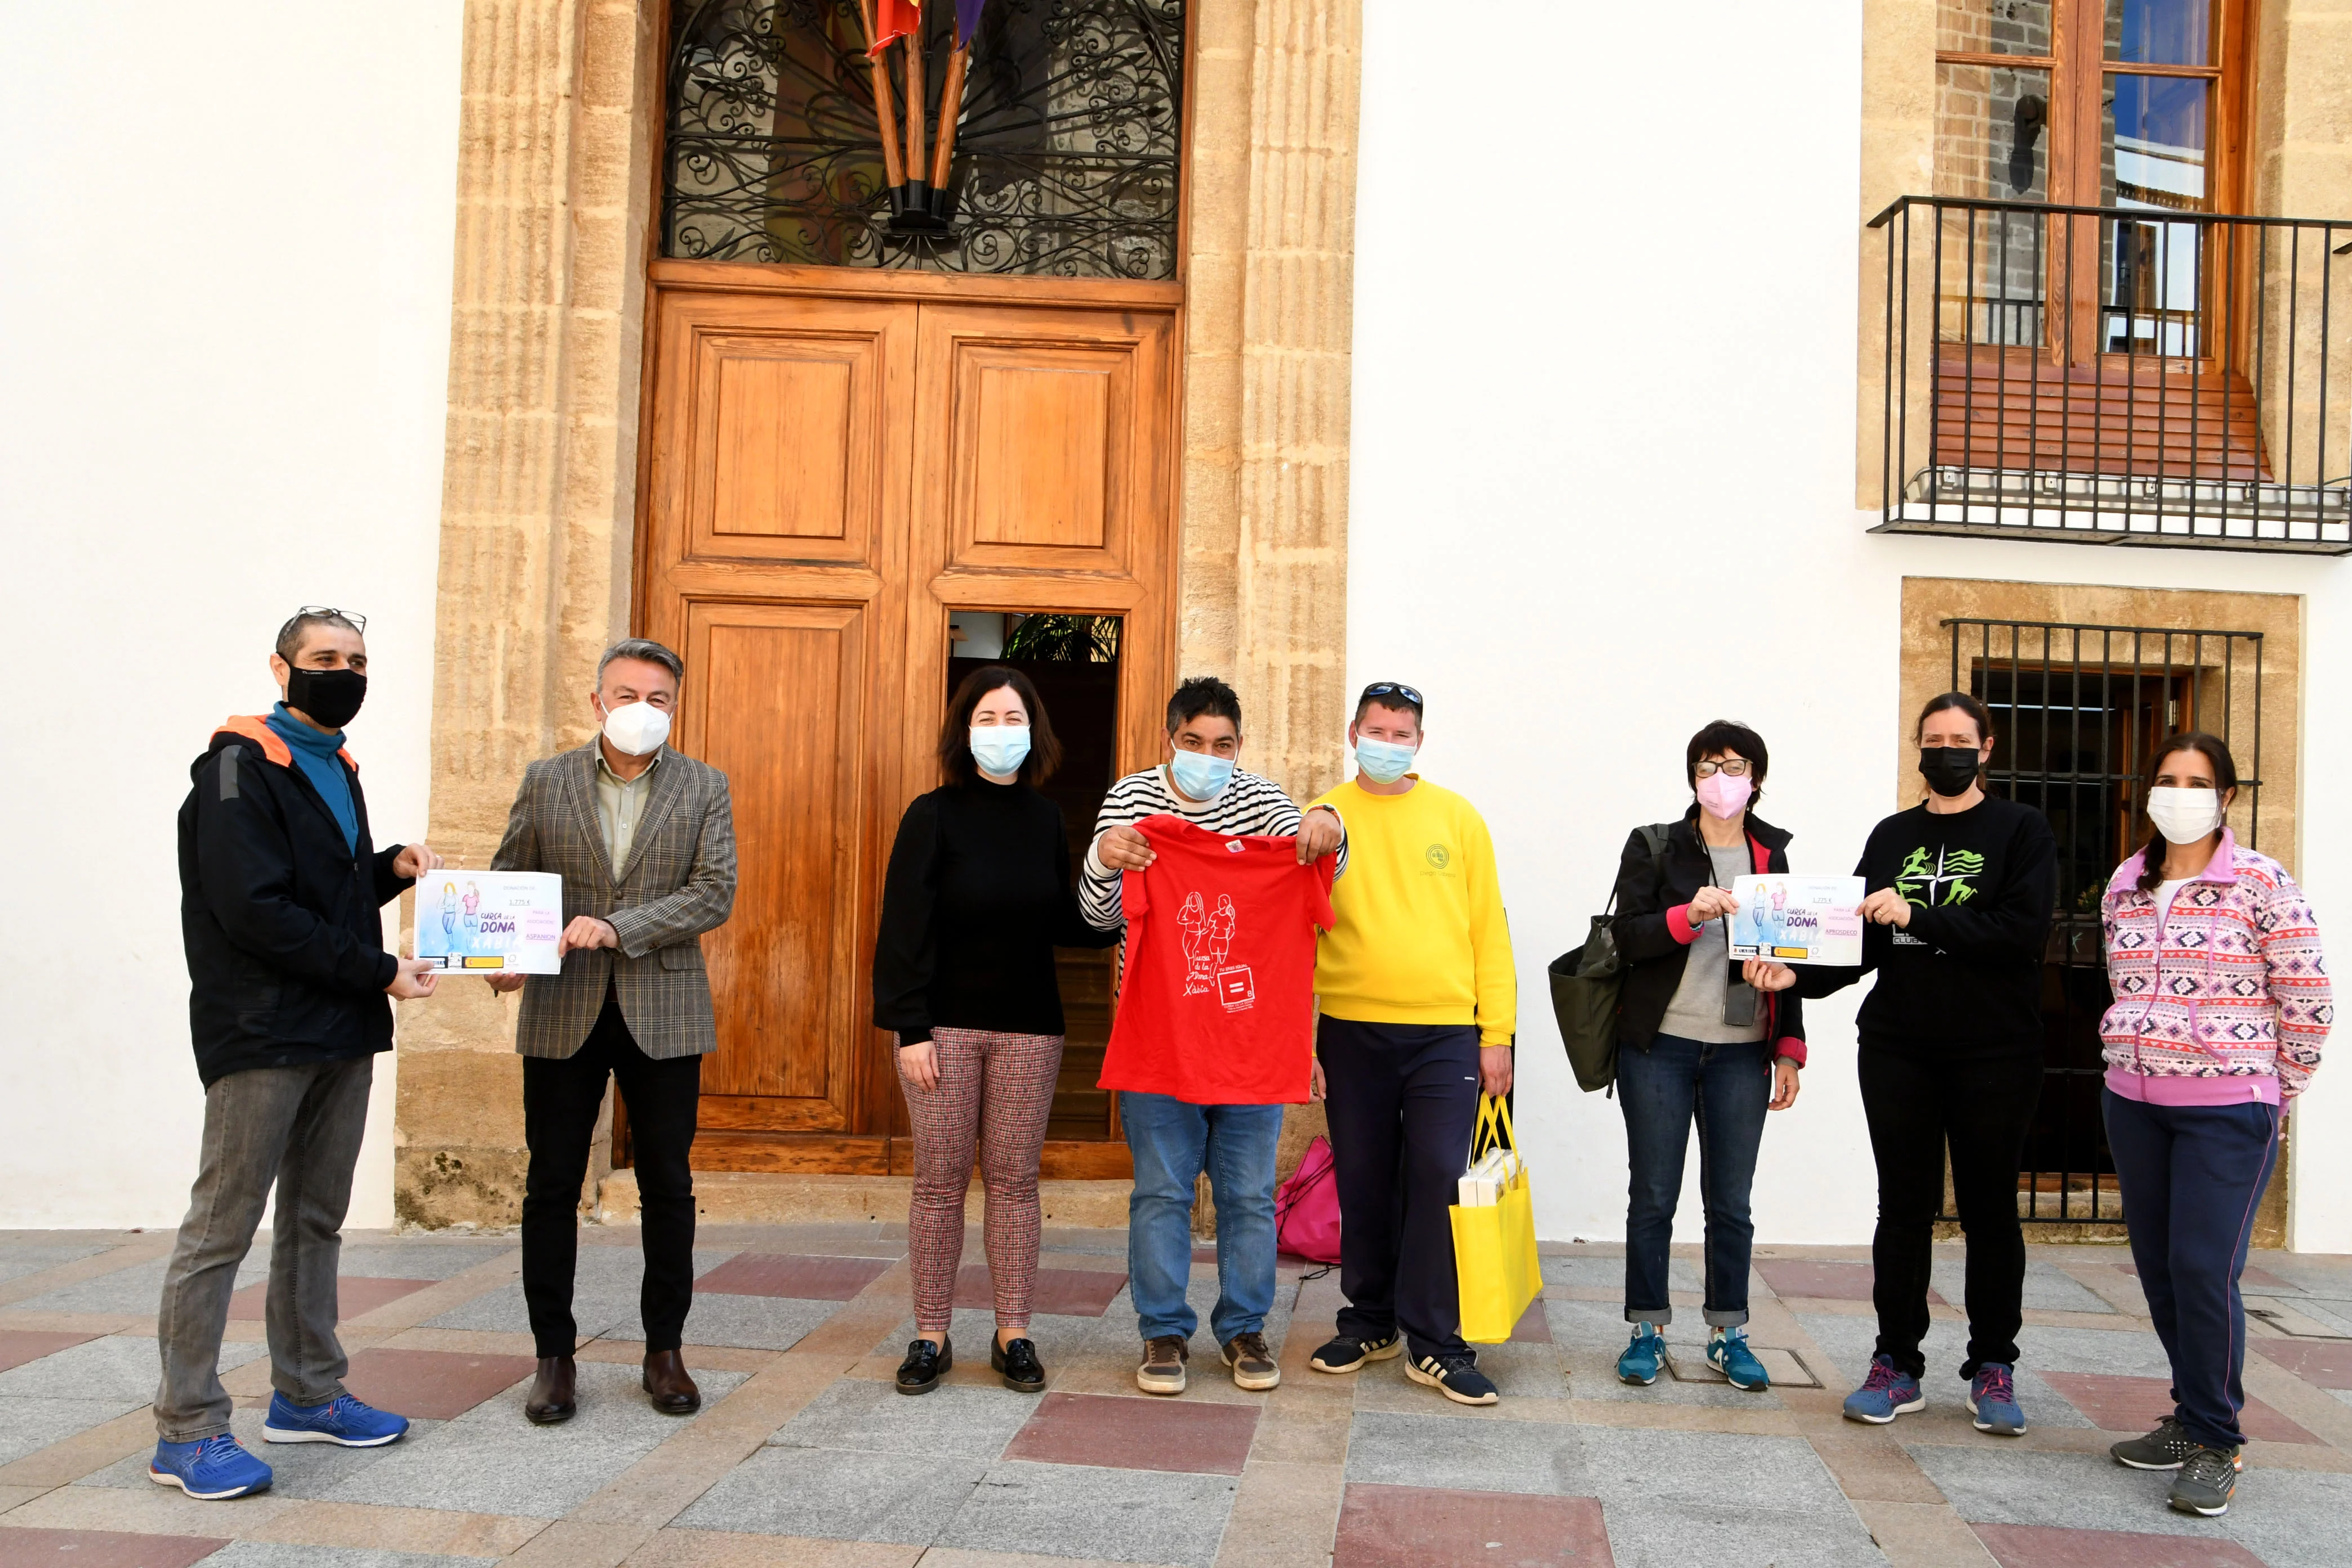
left=2146, top=786, right=2223, bottom=845
left=601, top=700, right=671, bottom=758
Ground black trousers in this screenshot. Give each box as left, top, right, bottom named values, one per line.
left=1857, top=1043, right=2043, bottom=1380
left=1317, top=1017, right=1484, bottom=1360
left=522, top=992, right=703, bottom=1359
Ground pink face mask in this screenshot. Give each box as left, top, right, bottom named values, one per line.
left=1696, top=771, right=1753, bottom=821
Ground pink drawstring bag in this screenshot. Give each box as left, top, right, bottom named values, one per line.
left=1275, top=1135, right=1342, bottom=1264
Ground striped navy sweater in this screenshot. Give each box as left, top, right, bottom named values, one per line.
left=1079, top=764, right=1347, bottom=931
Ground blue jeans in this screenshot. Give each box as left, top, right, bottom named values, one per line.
left=1121, top=1092, right=1282, bottom=1345
left=2104, top=1089, right=2282, bottom=1450
left=1618, top=1032, right=1772, bottom=1328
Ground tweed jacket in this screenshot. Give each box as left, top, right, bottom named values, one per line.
left=2099, top=831, right=2331, bottom=1098
left=492, top=741, right=737, bottom=1060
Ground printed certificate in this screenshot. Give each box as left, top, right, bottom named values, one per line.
left=417, top=871, right=564, bottom=974
left=1726, top=875, right=1865, bottom=966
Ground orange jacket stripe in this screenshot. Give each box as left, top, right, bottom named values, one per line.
left=213, top=714, right=361, bottom=774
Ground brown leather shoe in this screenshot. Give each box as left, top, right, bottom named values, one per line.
left=642, top=1349, right=701, bottom=1415
left=524, top=1356, right=576, bottom=1425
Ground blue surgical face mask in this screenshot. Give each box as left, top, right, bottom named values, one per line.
left=1168, top=748, right=1235, bottom=801
left=969, top=725, right=1031, bottom=779
left=1354, top=736, right=1417, bottom=785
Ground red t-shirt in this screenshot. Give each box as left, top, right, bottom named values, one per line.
left=1098, top=815, right=1337, bottom=1105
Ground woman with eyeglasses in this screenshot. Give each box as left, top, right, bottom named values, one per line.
left=872, top=666, right=1121, bottom=1397
left=1759, top=691, right=2056, bottom=1438
left=1606, top=720, right=1806, bottom=1394
left=2095, top=732, right=2328, bottom=1518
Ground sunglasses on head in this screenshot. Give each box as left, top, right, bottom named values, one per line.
left=1360, top=681, right=1423, bottom=707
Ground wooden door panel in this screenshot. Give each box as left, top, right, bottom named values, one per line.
left=916, top=304, right=1173, bottom=582
left=683, top=601, right=867, bottom=1123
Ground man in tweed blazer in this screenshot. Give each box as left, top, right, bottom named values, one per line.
left=487, top=637, right=736, bottom=1424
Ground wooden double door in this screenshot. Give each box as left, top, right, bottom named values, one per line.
left=634, top=261, right=1178, bottom=1177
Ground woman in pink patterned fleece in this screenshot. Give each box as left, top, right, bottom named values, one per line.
left=2099, top=732, right=2331, bottom=1519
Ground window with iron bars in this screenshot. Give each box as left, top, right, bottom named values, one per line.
left=1949, top=617, right=2265, bottom=1222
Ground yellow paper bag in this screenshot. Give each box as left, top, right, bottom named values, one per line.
left=1450, top=1095, right=1543, bottom=1344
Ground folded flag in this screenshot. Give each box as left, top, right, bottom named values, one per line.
left=955, top=0, right=986, bottom=43
left=870, top=0, right=920, bottom=56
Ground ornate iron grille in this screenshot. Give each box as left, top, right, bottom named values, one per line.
left=1949, top=617, right=2266, bottom=1224
left=665, top=0, right=1185, bottom=277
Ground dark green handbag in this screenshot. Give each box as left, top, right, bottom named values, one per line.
left=1548, top=824, right=1671, bottom=1093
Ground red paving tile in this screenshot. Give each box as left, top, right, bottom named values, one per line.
left=339, top=1347, right=537, bottom=1420
left=2118, top=1262, right=2297, bottom=1293
left=2039, top=1371, right=2318, bottom=1444
left=1753, top=1259, right=1947, bottom=1306
left=1004, top=1390, right=1259, bottom=1475
left=0, top=1529, right=228, bottom=1568
left=226, top=1276, right=433, bottom=1321
left=1508, top=1302, right=1553, bottom=1343
left=1973, top=1522, right=2263, bottom=1567
left=1334, top=1483, right=1612, bottom=1567
left=952, top=1264, right=1125, bottom=1317
left=0, top=1330, right=100, bottom=1373
left=2251, top=1337, right=2352, bottom=1389
left=695, top=1253, right=892, bottom=1301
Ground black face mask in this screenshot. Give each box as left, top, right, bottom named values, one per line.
left=1918, top=746, right=1983, bottom=798
left=285, top=666, right=368, bottom=731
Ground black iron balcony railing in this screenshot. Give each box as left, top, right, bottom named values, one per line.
left=1868, top=195, right=2352, bottom=554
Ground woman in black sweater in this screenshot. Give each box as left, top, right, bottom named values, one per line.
left=873, top=666, right=1119, bottom=1397
left=1758, top=691, right=2057, bottom=1437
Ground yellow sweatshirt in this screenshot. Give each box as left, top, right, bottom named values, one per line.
left=1311, top=777, right=1517, bottom=1045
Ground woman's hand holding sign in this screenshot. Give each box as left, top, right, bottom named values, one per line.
left=1686, top=885, right=1740, bottom=923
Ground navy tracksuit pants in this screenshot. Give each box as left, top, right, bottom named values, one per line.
left=1317, top=1017, right=1484, bottom=1360
left=2102, top=1088, right=2283, bottom=1451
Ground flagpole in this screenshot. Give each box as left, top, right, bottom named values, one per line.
left=929, top=41, right=969, bottom=195
left=856, top=0, right=906, bottom=193
left=902, top=7, right=928, bottom=207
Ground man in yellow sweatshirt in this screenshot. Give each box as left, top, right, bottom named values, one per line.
left=1306, top=681, right=1517, bottom=1406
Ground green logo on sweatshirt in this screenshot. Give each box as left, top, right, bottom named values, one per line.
left=1425, top=843, right=1451, bottom=871
left=1895, top=846, right=1984, bottom=906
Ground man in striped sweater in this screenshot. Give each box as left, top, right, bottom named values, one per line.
left=1086, top=676, right=1346, bottom=1396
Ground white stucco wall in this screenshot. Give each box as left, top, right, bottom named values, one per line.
left=1348, top=1, right=2352, bottom=1250
left=0, top=3, right=465, bottom=1228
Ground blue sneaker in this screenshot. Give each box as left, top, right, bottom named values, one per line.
left=1968, top=1362, right=2028, bottom=1436
left=1708, top=1328, right=1770, bottom=1391
left=1618, top=1323, right=1665, bottom=1386
left=1842, top=1353, right=1925, bottom=1424
left=149, top=1433, right=273, bottom=1499
left=261, top=1391, right=410, bottom=1447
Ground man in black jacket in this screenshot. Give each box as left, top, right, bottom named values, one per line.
left=152, top=608, right=443, bottom=1502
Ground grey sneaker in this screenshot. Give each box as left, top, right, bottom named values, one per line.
left=1220, top=1331, right=1281, bottom=1391
left=1137, top=1335, right=1189, bottom=1396
left=2112, top=1415, right=2239, bottom=1472
left=2168, top=1445, right=2240, bottom=1516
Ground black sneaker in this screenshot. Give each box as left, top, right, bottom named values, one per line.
left=992, top=1337, right=1047, bottom=1393
left=895, top=1337, right=951, bottom=1395
left=2113, top=1414, right=2243, bottom=1472
left=1311, top=1332, right=1403, bottom=1374
left=2168, top=1445, right=2240, bottom=1516
left=1406, top=1350, right=1499, bottom=1406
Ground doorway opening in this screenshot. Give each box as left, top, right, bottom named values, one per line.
left=948, top=611, right=1124, bottom=1144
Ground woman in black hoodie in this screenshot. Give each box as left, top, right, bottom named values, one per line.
left=1607, top=720, right=1806, bottom=1393
left=1758, top=691, right=2056, bottom=1437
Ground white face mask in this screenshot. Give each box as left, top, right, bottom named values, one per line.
left=2146, top=786, right=2223, bottom=845
left=600, top=699, right=671, bottom=758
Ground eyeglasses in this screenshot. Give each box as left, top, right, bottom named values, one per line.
left=288, top=605, right=367, bottom=635
left=1360, top=681, right=1423, bottom=707
left=1692, top=758, right=1752, bottom=778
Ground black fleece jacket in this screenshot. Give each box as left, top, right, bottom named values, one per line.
left=177, top=720, right=413, bottom=1086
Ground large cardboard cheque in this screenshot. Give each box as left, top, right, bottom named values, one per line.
left=417, top=871, right=564, bottom=974
left=1726, top=874, right=1865, bottom=966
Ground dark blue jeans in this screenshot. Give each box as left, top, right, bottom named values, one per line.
left=1317, top=1018, right=1484, bottom=1360
left=1619, top=1032, right=1772, bottom=1328
left=2104, top=1089, right=2283, bottom=1450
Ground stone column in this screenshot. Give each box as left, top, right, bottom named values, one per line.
left=395, top=0, right=661, bottom=1226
